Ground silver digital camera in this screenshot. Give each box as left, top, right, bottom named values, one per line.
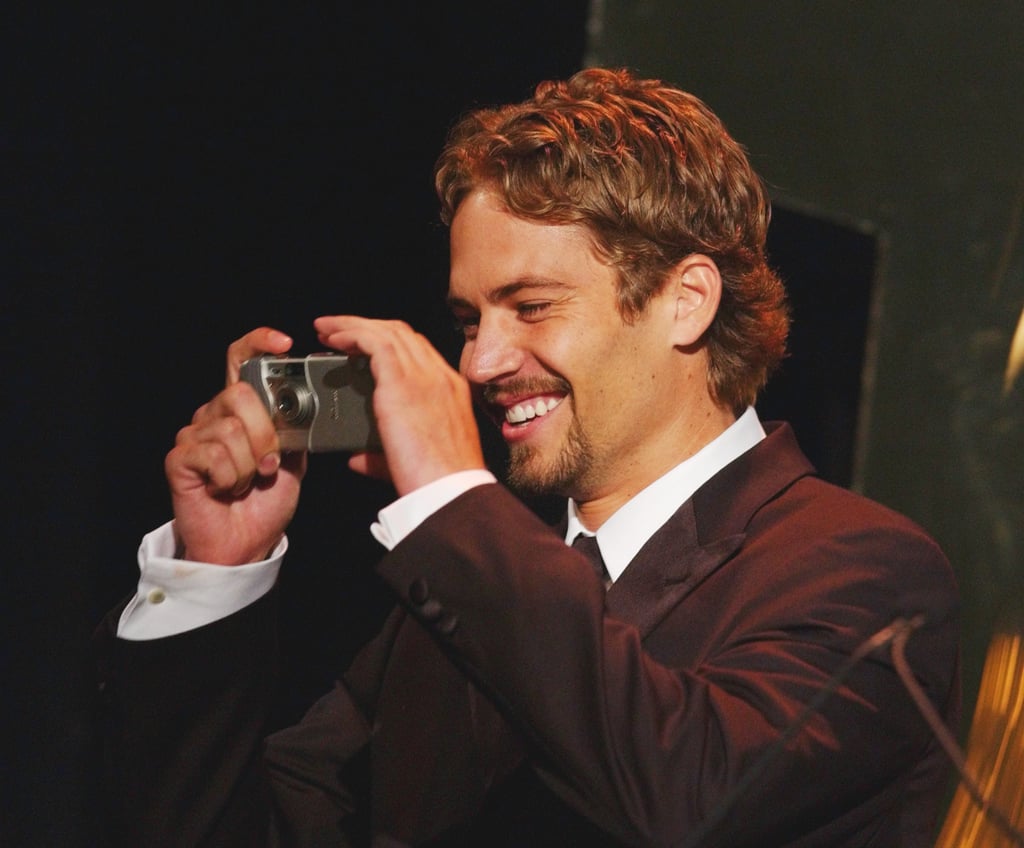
left=240, top=353, right=381, bottom=453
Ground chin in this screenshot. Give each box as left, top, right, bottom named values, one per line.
left=503, top=445, right=548, bottom=494
left=505, top=440, right=586, bottom=498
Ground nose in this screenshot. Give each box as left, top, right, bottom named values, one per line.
left=460, top=315, right=524, bottom=384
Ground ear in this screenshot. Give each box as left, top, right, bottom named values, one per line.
left=666, top=254, right=721, bottom=347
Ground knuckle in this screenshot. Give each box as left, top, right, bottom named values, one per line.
left=220, top=415, right=246, bottom=440
left=202, top=441, right=234, bottom=474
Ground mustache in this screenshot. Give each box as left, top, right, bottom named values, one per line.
left=480, top=377, right=571, bottom=405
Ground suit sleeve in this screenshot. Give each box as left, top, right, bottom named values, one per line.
left=94, top=588, right=389, bottom=847
left=375, top=481, right=960, bottom=848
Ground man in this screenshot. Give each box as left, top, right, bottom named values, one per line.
left=96, top=68, right=960, bottom=847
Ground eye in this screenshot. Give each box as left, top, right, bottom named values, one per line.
left=517, top=301, right=551, bottom=320
left=452, top=312, right=479, bottom=340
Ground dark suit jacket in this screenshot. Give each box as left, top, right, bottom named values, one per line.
left=95, top=423, right=960, bottom=847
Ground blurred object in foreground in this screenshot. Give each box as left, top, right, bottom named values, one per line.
left=934, top=627, right=1024, bottom=847
left=1005, top=306, right=1024, bottom=396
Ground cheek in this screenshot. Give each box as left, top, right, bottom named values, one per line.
left=595, top=339, right=660, bottom=399
left=537, top=319, right=595, bottom=364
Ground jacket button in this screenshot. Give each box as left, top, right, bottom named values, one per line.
left=419, top=599, right=443, bottom=620
left=408, top=577, right=429, bottom=605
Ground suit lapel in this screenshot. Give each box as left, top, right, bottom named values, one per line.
left=606, top=499, right=745, bottom=637
left=604, top=422, right=815, bottom=638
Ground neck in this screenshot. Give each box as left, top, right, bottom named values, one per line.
left=572, top=401, right=736, bottom=530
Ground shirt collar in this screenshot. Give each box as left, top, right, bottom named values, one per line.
left=565, top=406, right=765, bottom=583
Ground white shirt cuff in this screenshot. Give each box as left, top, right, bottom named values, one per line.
left=370, top=469, right=497, bottom=549
left=116, top=520, right=286, bottom=641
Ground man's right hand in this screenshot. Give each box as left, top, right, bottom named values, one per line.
left=164, top=327, right=305, bottom=565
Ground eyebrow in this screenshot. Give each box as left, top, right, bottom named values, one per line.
left=446, top=278, right=573, bottom=311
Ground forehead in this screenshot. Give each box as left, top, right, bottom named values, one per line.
left=448, top=189, right=608, bottom=300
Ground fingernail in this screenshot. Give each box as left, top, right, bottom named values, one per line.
left=259, top=452, right=281, bottom=474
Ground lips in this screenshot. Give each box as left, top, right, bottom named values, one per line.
left=505, top=395, right=563, bottom=425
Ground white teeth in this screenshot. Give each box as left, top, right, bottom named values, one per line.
left=506, top=396, right=562, bottom=424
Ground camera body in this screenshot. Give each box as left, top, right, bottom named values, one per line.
left=240, top=353, right=381, bottom=453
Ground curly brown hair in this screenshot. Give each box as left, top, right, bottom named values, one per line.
left=434, top=67, right=789, bottom=412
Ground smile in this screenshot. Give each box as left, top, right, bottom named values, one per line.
left=505, top=396, right=563, bottom=425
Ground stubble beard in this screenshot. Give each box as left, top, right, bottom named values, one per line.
left=504, top=413, right=594, bottom=498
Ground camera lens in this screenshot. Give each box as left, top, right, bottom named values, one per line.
left=274, top=384, right=313, bottom=424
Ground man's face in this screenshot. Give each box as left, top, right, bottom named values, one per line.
left=447, top=189, right=686, bottom=503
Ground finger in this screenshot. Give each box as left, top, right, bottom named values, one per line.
left=172, top=412, right=260, bottom=496
left=312, top=314, right=356, bottom=341
left=313, top=315, right=414, bottom=353
left=167, top=428, right=251, bottom=498
left=314, top=316, right=446, bottom=377
left=191, top=383, right=283, bottom=476
left=347, top=451, right=392, bottom=481
left=312, top=315, right=371, bottom=355
left=226, top=327, right=293, bottom=385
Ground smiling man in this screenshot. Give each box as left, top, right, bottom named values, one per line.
left=447, top=188, right=733, bottom=522
left=96, top=68, right=960, bottom=847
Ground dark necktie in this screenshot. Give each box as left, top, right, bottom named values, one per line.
left=572, top=533, right=611, bottom=586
